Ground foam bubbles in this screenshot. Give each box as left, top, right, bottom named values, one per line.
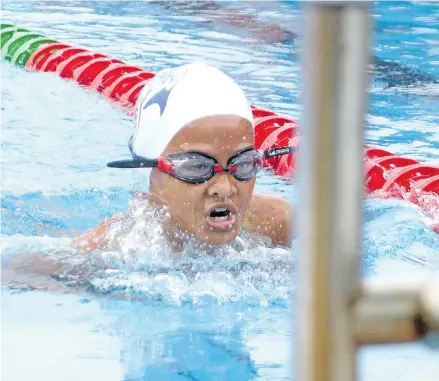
left=1, top=196, right=295, bottom=307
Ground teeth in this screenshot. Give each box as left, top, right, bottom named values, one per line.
left=211, top=216, right=229, bottom=221
left=213, top=207, right=227, bottom=212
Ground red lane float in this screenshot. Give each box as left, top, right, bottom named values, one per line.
left=103, top=70, right=155, bottom=102
left=41, top=47, right=88, bottom=72
left=57, top=52, right=107, bottom=80
left=365, top=156, right=419, bottom=193
left=23, top=42, right=439, bottom=231
left=75, top=57, right=125, bottom=86
left=24, top=43, right=71, bottom=70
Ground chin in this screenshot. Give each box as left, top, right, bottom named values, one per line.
left=196, top=227, right=240, bottom=246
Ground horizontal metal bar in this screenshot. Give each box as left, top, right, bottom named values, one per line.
left=354, top=279, right=439, bottom=346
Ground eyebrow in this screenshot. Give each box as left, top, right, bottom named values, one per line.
left=233, top=145, right=255, bottom=155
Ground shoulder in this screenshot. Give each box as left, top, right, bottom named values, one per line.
left=69, top=192, right=151, bottom=254
left=69, top=192, right=152, bottom=255
left=243, top=192, right=294, bottom=247
left=69, top=213, right=125, bottom=254
left=246, top=192, right=294, bottom=222
left=251, top=192, right=293, bottom=210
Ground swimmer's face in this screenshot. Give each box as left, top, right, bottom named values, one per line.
left=150, top=115, right=256, bottom=246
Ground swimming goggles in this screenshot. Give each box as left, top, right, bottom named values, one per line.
left=107, top=145, right=295, bottom=184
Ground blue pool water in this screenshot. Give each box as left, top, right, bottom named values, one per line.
left=1, top=1, right=439, bottom=380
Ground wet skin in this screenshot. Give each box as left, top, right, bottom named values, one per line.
left=71, top=115, right=294, bottom=253
left=148, top=115, right=256, bottom=246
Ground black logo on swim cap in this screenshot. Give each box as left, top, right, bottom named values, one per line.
left=142, top=66, right=188, bottom=116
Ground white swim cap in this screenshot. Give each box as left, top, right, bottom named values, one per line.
left=108, top=62, right=253, bottom=165
left=107, top=63, right=254, bottom=189
left=134, top=62, right=253, bottom=158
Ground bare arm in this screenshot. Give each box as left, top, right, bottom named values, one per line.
left=70, top=192, right=150, bottom=254
left=242, top=192, right=294, bottom=247
left=1, top=213, right=126, bottom=292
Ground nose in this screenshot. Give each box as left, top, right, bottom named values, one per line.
left=207, top=172, right=238, bottom=198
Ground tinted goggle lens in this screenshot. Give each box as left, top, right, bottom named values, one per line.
left=230, top=150, right=263, bottom=179
left=168, top=150, right=263, bottom=182
left=171, top=154, right=216, bottom=181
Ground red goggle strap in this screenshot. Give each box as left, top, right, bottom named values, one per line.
left=156, top=157, right=174, bottom=173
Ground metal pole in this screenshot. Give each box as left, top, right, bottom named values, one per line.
left=296, top=3, right=371, bottom=381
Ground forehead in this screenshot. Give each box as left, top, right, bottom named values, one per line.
left=164, top=115, right=254, bottom=154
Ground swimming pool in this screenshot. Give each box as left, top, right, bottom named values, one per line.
left=1, top=1, right=439, bottom=380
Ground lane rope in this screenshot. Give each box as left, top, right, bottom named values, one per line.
left=2, top=24, right=438, bottom=232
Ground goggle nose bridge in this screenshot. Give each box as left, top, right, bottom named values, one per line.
left=213, top=164, right=238, bottom=174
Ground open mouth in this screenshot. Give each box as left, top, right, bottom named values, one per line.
left=205, top=205, right=237, bottom=230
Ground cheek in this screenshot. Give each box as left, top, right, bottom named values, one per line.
left=163, top=181, right=207, bottom=218
left=238, top=178, right=256, bottom=199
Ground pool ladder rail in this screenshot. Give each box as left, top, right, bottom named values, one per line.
left=297, top=2, right=439, bottom=381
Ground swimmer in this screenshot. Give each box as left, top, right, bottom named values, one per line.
left=70, top=62, right=294, bottom=254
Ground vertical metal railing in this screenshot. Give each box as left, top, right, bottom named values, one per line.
left=296, top=2, right=439, bottom=381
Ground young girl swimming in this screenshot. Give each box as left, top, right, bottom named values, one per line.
left=71, top=62, right=294, bottom=255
